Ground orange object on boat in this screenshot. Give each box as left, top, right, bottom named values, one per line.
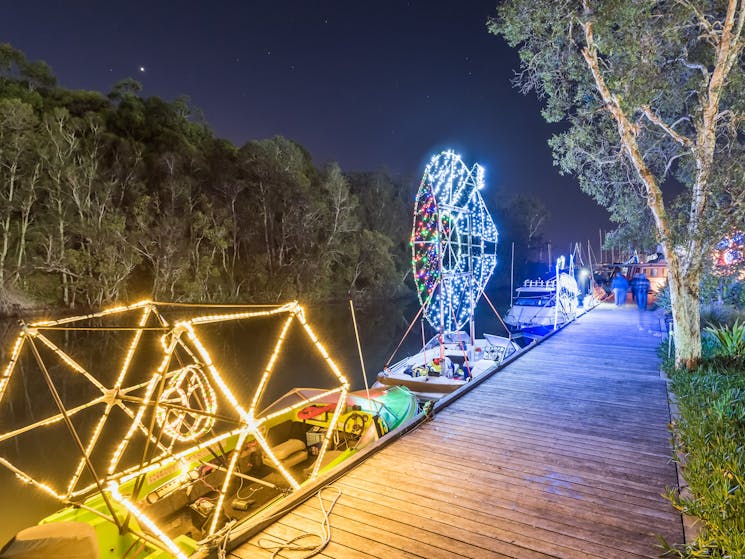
left=297, top=403, right=336, bottom=420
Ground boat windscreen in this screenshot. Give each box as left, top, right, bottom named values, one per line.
left=424, top=331, right=470, bottom=349
left=515, top=295, right=552, bottom=306
left=483, top=333, right=509, bottom=347
left=258, top=388, right=325, bottom=416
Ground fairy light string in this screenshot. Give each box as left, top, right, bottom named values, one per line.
left=0, top=300, right=352, bottom=556
left=411, top=150, right=498, bottom=334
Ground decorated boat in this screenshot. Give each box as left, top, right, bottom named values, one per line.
left=374, top=150, right=519, bottom=400
left=504, top=256, right=579, bottom=335
left=375, top=331, right=520, bottom=399
left=0, top=301, right=417, bottom=558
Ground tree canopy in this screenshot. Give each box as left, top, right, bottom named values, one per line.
left=0, top=44, right=414, bottom=310
left=492, top=0, right=745, bottom=366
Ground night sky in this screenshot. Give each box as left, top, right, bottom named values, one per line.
left=3, top=0, right=611, bottom=253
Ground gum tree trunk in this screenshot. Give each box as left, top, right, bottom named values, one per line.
left=581, top=17, right=709, bottom=368
left=668, top=260, right=702, bottom=369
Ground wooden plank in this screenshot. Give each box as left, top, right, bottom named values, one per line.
left=335, top=476, right=665, bottom=558
left=359, top=451, right=678, bottom=530
left=283, top=497, right=509, bottom=559
left=394, top=429, right=675, bottom=488
left=337, top=472, right=670, bottom=545
left=244, top=513, right=400, bottom=559
left=422, top=419, right=674, bottom=473
left=431, top=413, right=671, bottom=458
left=320, top=485, right=595, bottom=559
left=377, top=439, right=674, bottom=505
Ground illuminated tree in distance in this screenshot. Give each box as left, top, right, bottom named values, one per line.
left=411, top=150, right=498, bottom=334
left=714, top=231, right=744, bottom=276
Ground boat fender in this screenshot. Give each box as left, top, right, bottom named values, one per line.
left=422, top=400, right=435, bottom=421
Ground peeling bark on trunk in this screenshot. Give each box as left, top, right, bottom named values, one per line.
left=668, top=261, right=702, bottom=369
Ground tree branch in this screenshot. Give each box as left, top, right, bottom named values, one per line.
left=733, top=0, right=745, bottom=59
left=641, top=106, right=694, bottom=148
left=580, top=18, right=674, bottom=262
left=675, top=0, right=715, bottom=37
left=678, top=56, right=710, bottom=82
left=664, top=151, right=688, bottom=178
left=686, top=0, right=743, bottom=275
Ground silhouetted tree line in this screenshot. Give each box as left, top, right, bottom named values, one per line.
left=0, top=44, right=414, bottom=309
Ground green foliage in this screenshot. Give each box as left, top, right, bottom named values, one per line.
left=665, top=366, right=745, bottom=557
left=726, top=282, right=745, bottom=309
left=493, top=0, right=745, bottom=369
left=700, top=304, right=745, bottom=330
left=491, top=1, right=744, bottom=248
left=0, top=44, right=411, bottom=309
left=704, top=320, right=745, bottom=367
left=655, top=282, right=672, bottom=314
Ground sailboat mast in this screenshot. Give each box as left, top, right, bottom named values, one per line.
left=553, top=257, right=560, bottom=330
left=468, top=210, right=475, bottom=346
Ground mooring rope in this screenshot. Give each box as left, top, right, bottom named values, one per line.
left=383, top=305, right=425, bottom=369
left=256, top=485, right=342, bottom=559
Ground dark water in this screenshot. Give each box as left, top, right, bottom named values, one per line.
left=0, top=293, right=511, bottom=542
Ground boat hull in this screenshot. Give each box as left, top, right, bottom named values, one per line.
left=376, top=372, right=463, bottom=394
left=504, top=305, right=567, bottom=329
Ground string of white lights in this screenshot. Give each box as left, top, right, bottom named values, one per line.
left=0, top=300, right=354, bottom=556
left=412, top=150, right=498, bottom=334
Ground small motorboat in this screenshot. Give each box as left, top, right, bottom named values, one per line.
left=374, top=150, right=519, bottom=401
left=375, top=331, right=520, bottom=400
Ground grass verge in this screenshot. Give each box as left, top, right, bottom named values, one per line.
left=662, top=326, right=745, bottom=557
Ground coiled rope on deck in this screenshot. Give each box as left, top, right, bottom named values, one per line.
left=256, top=485, right=342, bottom=559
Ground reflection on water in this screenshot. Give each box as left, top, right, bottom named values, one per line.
left=0, top=295, right=510, bottom=543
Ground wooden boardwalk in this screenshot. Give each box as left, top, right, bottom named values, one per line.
left=234, top=303, right=683, bottom=558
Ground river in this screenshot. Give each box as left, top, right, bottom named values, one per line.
left=0, top=291, right=511, bottom=543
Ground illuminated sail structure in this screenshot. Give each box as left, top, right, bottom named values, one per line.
left=411, top=150, right=498, bottom=336
left=0, top=301, right=350, bottom=558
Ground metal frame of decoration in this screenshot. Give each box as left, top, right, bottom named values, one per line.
left=0, top=301, right=350, bottom=558
left=553, top=255, right=579, bottom=328
left=411, top=150, right=498, bottom=338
